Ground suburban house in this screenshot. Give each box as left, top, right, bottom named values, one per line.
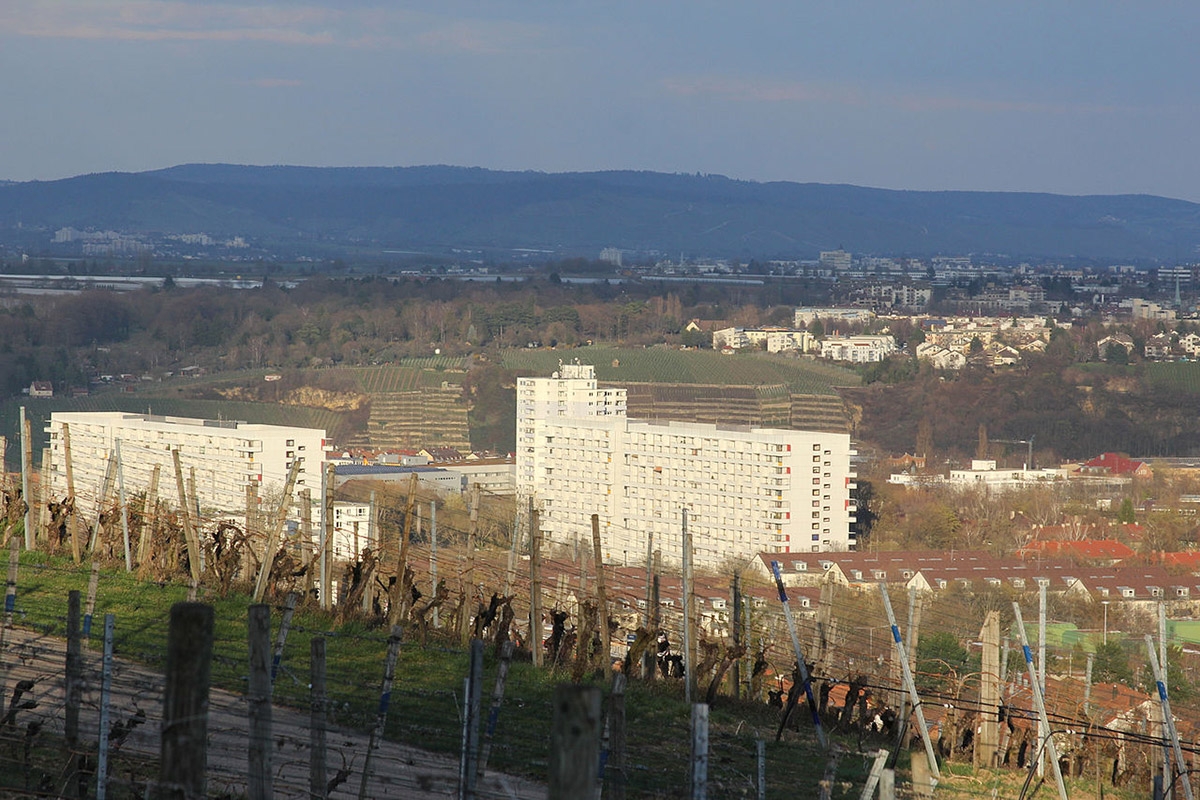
left=1081, top=453, right=1153, bottom=479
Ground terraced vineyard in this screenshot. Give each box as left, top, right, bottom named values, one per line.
left=303, top=363, right=471, bottom=450
left=1145, top=362, right=1200, bottom=395
left=354, top=387, right=471, bottom=451
left=501, top=347, right=859, bottom=394
left=325, top=365, right=425, bottom=393
left=503, top=348, right=856, bottom=433
left=790, top=394, right=854, bottom=433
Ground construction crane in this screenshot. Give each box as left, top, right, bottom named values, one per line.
left=993, top=436, right=1035, bottom=471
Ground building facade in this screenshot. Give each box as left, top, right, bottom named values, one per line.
left=819, top=335, right=897, bottom=363
left=517, top=365, right=856, bottom=571
left=47, top=412, right=326, bottom=530
left=331, top=501, right=375, bottom=560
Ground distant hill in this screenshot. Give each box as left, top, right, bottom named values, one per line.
left=2, top=164, right=1200, bottom=260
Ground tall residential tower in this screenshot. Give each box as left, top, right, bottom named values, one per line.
left=517, top=364, right=856, bottom=571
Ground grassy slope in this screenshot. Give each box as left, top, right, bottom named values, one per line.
left=12, top=552, right=863, bottom=798
left=501, top=347, right=860, bottom=395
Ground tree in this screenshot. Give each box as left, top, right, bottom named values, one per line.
left=1105, top=342, right=1129, bottom=364
left=1143, top=644, right=1194, bottom=702
left=1092, top=640, right=1133, bottom=686
left=1117, top=498, right=1136, bottom=524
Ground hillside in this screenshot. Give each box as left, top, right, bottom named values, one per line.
left=501, top=347, right=859, bottom=393
left=847, top=360, right=1200, bottom=462
left=2, top=164, right=1200, bottom=260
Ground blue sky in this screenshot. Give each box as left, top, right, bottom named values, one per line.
left=2, top=1, right=1198, bottom=200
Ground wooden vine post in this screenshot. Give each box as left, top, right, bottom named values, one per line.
left=62, top=422, right=82, bottom=562
left=172, top=449, right=202, bottom=585
left=529, top=505, right=543, bottom=668
left=18, top=410, right=32, bottom=550
left=388, top=473, right=419, bottom=627
left=459, top=484, right=480, bottom=645
left=252, top=460, right=300, bottom=603
left=590, top=514, right=611, bottom=676
left=136, top=464, right=161, bottom=569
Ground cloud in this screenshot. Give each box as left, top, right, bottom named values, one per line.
left=414, top=19, right=547, bottom=55
left=661, top=75, right=1122, bottom=116
left=1, top=1, right=546, bottom=52
left=661, top=77, right=867, bottom=107
left=245, top=77, right=304, bottom=88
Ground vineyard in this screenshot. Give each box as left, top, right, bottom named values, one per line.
left=1144, top=362, right=1200, bottom=396
left=0, top=537, right=1168, bottom=798
left=500, top=347, right=860, bottom=395
left=0, top=443, right=1179, bottom=798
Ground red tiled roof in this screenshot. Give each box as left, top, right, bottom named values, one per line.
left=1016, top=539, right=1135, bottom=561
left=1160, top=551, right=1200, bottom=569
left=1083, top=452, right=1149, bottom=475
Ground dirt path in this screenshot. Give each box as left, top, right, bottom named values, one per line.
left=1, top=627, right=548, bottom=799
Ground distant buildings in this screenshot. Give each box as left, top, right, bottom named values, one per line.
left=818, top=335, right=896, bottom=363
left=819, top=250, right=851, bottom=272
left=517, top=363, right=857, bottom=570
left=887, top=459, right=1068, bottom=492
left=711, top=326, right=815, bottom=353
left=794, top=307, right=875, bottom=328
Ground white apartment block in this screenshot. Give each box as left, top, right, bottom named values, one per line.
left=713, top=327, right=814, bottom=353
left=819, top=335, right=897, bottom=363
left=47, top=412, right=326, bottom=531
left=793, top=307, right=875, bottom=328
left=712, top=327, right=750, bottom=350
left=517, top=365, right=857, bottom=571
left=819, top=250, right=852, bottom=272
left=1129, top=298, right=1177, bottom=321
left=331, top=501, right=375, bottom=560
left=766, top=330, right=814, bottom=353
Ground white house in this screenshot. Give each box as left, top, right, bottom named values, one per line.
left=819, top=335, right=896, bottom=363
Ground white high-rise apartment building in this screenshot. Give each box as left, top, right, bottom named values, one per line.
left=517, top=365, right=856, bottom=571
left=46, top=412, right=326, bottom=529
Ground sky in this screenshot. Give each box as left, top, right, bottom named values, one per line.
left=2, top=1, right=1199, bottom=201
